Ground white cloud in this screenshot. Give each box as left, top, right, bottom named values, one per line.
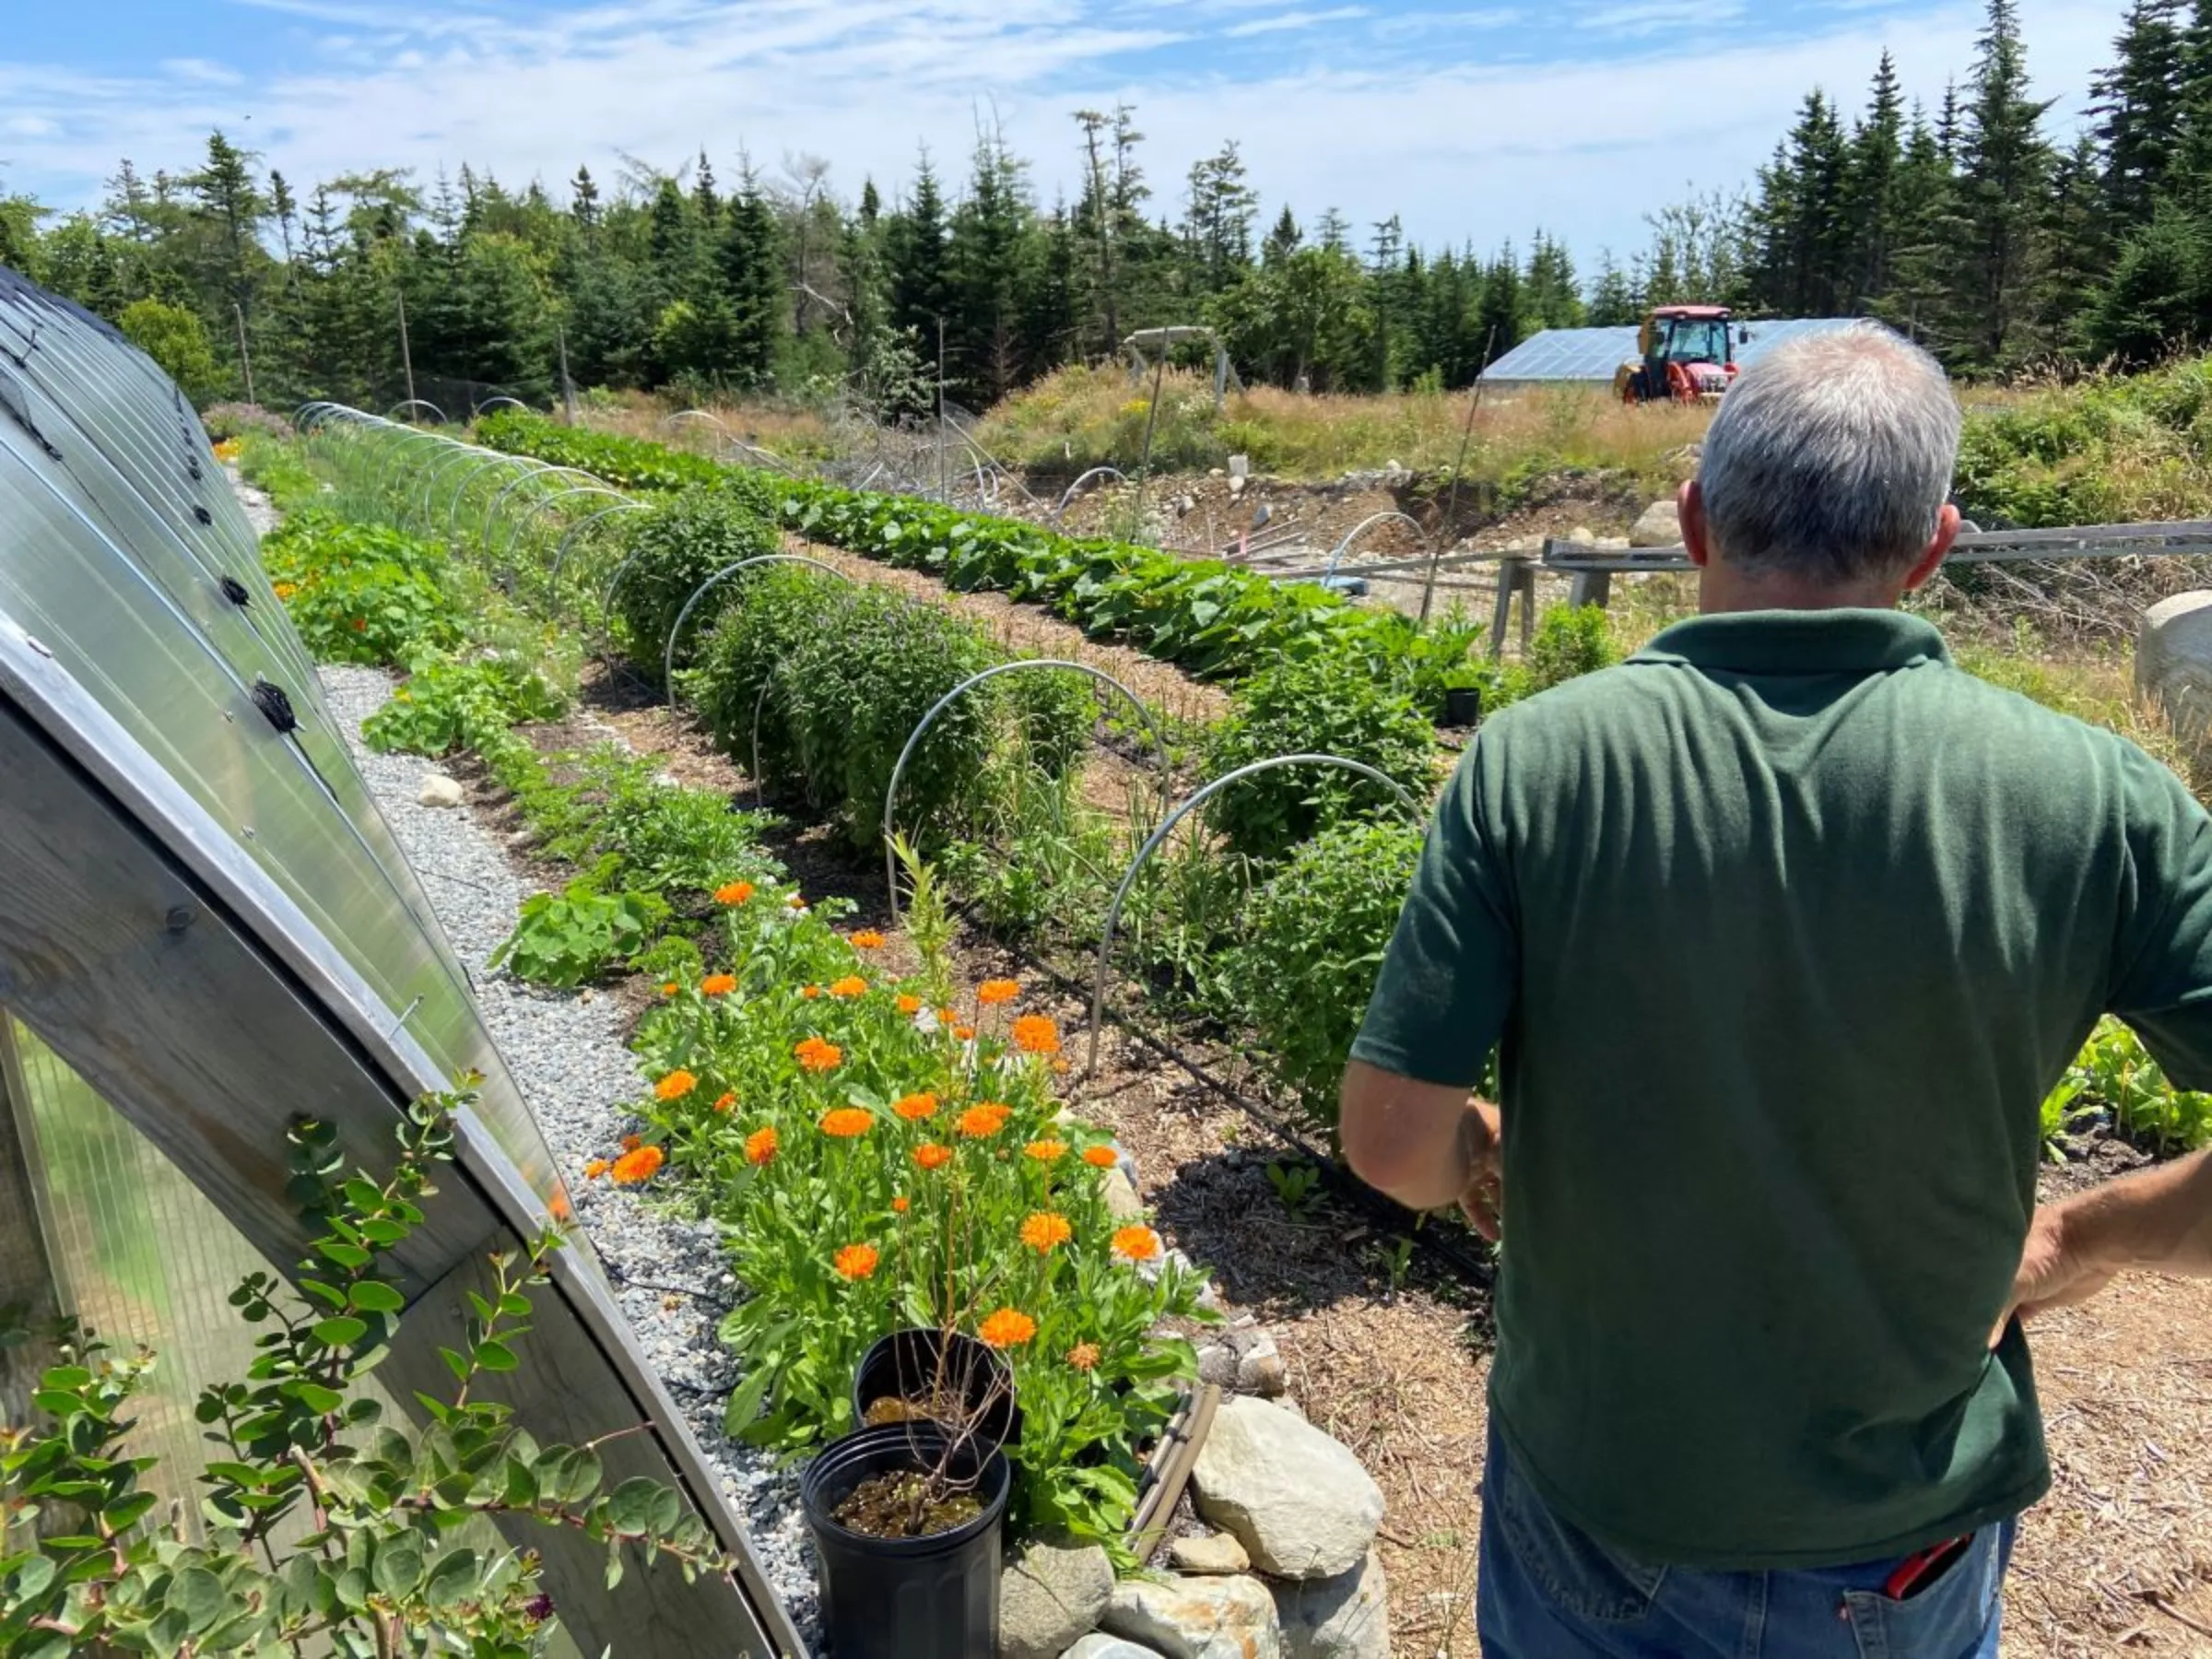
left=1222, top=7, right=1372, bottom=38
left=159, top=58, right=246, bottom=87
left=1, top=0, right=2120, bottom=270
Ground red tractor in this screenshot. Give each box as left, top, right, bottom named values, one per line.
left=1615, top=305, right=1739, bottom=404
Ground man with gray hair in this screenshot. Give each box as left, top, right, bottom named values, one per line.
left=1339, top=322, right=2212, bottom=1655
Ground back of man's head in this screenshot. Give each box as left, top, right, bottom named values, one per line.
left=1698, top=323, right=1960, bottom=587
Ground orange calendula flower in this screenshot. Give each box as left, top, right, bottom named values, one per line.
left=957, top=1106, right=1008, bottom=1139
left=977, top=1308, right=1038, bottom=1349
left=953, top=1025, right=977, bottom=1042
left=1066, top=1342, right=1100, bottom=1372
left=655, top=1070, right=699, bottom=1102
left=833, top=1243, right=879, bottom=1281
left=1025, top=1139, right=1068, bottom=1163
left=272, top=581, right=299, bottom=601
left=1111, top=1225, right=1162, bottom=1263
left=897, top=994, right=922, bottom=1016
left=701, top=973, right=737, bottom=997
left=892, top=1196, right=910, bottom=1214
left=1081, top=1146, right=1120, bottom=1170
left=1011, top=1015, right=1062, bottom=1056
left=913, top=1142, right=954, bottom=1171
left=611, top=1145, right=665, bottom=1185
left=584, top=1158, right=612, bottom=1180
left=661, top=982, right=680, bottom=998
left=820, top=1107, right=874, bottom=1139
left=714, top=880, right=756, bottom=906
left=713, top=1091, right=736, bottom=1114
left=745, top=1124, right=778, bottom=1166
left=801, top=984, right=822, bottom=1000
left=978, top=978, right=1020, bottom=1006
left=936, top=1006, right=959, bottom=1024
left=893, top=1092, right=939, bottom=1122
left=851, top=930, right=886, bottom=949
left=794, top=1037, right=843, bottom=1073
left=1019, top=1211, right=1073, bottom=1254
left=829, top=976, right=867, bottom=1000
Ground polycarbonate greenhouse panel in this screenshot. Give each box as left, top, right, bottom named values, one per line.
left=1480, top=316, right=1867, bottom=384
left=0, top=267, right=553, bottom=1196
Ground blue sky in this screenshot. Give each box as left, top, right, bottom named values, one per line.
left=2, top=0, right=2122, bottom=263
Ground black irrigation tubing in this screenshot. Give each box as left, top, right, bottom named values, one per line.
left=959, top=903, right=1500, bottom=1291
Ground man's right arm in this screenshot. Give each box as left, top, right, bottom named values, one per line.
left=2001, top=1149, right=2212, bottom=1337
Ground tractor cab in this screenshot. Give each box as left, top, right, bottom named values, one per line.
left=1616, top=305, right=1738, bottom=404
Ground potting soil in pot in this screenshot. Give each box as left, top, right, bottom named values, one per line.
left=831, top=1471, right=985, bottom=1539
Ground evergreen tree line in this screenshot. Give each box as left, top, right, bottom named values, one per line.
left=0, top=0, right=2199, bottom=414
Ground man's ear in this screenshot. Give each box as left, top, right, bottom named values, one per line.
left=1679, top=479, right=1710, bottom=570
left=1901, top=503, right=1961, bottom=593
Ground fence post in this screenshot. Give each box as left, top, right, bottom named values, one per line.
left=1488, top=555, right=1531, bottom=659
left=1568, top=570, right=1612, bottom=610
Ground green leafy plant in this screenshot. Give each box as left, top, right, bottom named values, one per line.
left=364, top=653, right=569, bottom=756
left=1203, top=654, right=1440, bottom=863
left=0, top=1093, right=724, bottom=1659
left=1519, top=603, right=1620, bottom=695
left=2053, top=1018, right=2212, bottom=1154
left=490, top=865, right=672, bottom=988
left=260, top=512, right=462, bottom=667
left=610, top=484, right=782, bottom=680
left=1265, top=1159, right=1324, bottom=1221
left=1229, top=819, right=1426, bottom=1129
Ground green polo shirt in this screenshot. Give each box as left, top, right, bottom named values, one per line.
left=1352, top=608, right=2212, bottom=1569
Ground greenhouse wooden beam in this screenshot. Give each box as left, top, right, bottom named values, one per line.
left=0, top=1017, right=64, bottom=1432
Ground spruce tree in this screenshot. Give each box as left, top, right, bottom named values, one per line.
left=1843, top=53, right=1907, bottom=307
left=886, top=152, right=949, bottom=347
left=2092, top=0, right=2188, bottom=227
left=1946, top=0, right=2056, bottom=366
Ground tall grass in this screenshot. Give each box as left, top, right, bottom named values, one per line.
left=972, top=364, right=1712, bottom=486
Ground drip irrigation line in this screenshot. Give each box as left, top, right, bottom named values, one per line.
left=962, top=910, right=1499, bottom=1290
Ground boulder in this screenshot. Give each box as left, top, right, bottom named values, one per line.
left=1102, top=1575, right=1281, bottom=1659
left=1197, top=1343, right=1241, bottom=1391
left=1169, top=1533, right=1252, bottom=1575
left=1272, top=1549, right=1390, bottom=1659
left=1000, top=1539, right=1115, bottom=1659
left=1629, top=500, right=1683, bottom=548
left=2139, top=592, right=2212, bottom=764
left=1192, top=1396, right=1383, bottom=1579
left=1064, top=1639, right=1168, bottom=1659
left=417, top=773, right=465, bottom=809
left=1567, top=524, right=1596, bottom=546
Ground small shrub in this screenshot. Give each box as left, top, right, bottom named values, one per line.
left=1203, top=653, right=1439, bottom=862
left=2057, top=1018, right=2212, bottom=1153
left=612, top=485, right=782, bottom=678
left=1521, top=603, right=1620, bottom=694
left=1229, top=820, right=1424, bottom=1129
left=260, top=511, right=459, bottom=666
left=534, top=745, right=778, bottom=902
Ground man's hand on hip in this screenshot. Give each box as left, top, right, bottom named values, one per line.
left=1994, top=1147, right=2212, bottom=1347
left=1457, top=1100, right=1504, bottom=1241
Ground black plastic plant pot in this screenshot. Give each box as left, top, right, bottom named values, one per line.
left=801, top=1423, right=1012, bottom=1659
left=1442, top=685, right=1484, bottom=727
left=853, top=1327, right=1023, bottom=1453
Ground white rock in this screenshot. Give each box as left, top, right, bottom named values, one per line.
left=1236, top=1331, right=1287, bottom=1397
left=1197, top=1343, right=1241, bottom=1390
left=1192, top=1396, right=1383, bottom=1580
left=1064, top=1637, right=1167, bottom=1659
left=1001, top=1539, right=1115, bottom=1659
left=1272, top=1549, right=1390, bottom=1659
left=2140, top=592, right=2212, bottom=763
left=1170, top=1533, right=1252, bottom=1575
left=1568, top=524, right=1597, bottom=546
left=1629, top=500, right=1683, bottom=548
left=1102, top=1164, right=1146, bottom=1221
left=417, top=773, right=465, bottom=808
left=1102, top=1575, right=1281, bottom=1659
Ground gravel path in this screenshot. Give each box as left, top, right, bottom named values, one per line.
left=316, top=664, right=823, bottom=1649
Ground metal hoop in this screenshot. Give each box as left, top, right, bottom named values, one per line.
left=1320, top=512, right=1430, bottom=585
left=483, top=465, right=606, bottom=559
left=548, top=500, right=651, bottom=589
left=477, top=395, right=531, bottom=417
left=449, top=454, right=547, bottom=544
left=1084, top=756, right=1425, bottom=1076
left=663, top=555, right=852, bottom=704
left=500, top=485, right=634, bottom=593
left=881, top=660, right=1170, bottom=920
left=386, top=399, right=449, bottom=425
left=1049, top=467, right=1129, bottom=525
left=371, top=425, right=449, bottom=500
left=416, top=442, right=499, bottom=526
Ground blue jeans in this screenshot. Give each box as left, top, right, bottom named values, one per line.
left=1479, top=1423, right=2017, bottom=1658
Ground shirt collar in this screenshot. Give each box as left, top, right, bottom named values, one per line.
left=1634, top=608, right=1952, bottom=676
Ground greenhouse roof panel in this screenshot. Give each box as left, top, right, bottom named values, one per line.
left=1480, top=316, right=1869, bottom=383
